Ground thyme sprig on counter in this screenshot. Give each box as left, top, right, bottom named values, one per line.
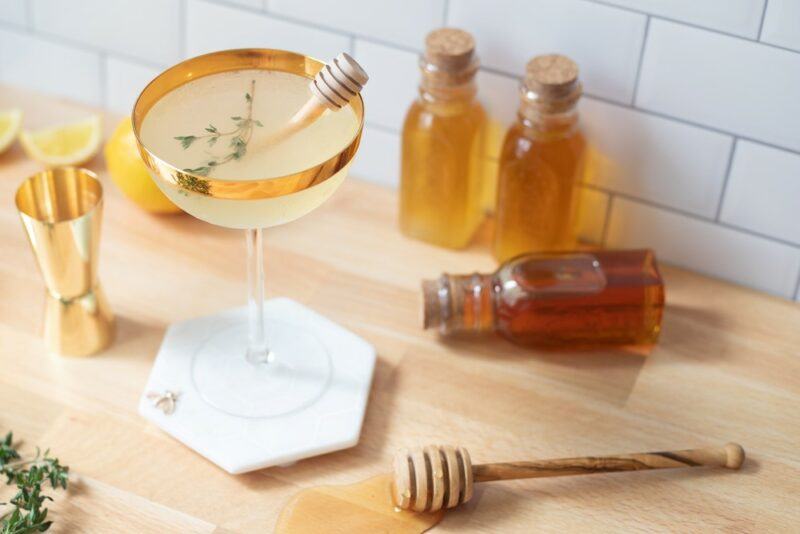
left=174, top=79, right=263, bottom=177
left=1, top=432, right=69, bottom=534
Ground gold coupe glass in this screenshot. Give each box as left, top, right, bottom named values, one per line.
left=132, top=49, right=364, bottom=418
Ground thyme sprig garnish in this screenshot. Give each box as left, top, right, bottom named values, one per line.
left=174, top=79, right=263, bottom=177
left=1, top=432, right=69, bottom=534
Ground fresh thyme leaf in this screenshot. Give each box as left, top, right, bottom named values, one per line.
left=0, top=431, right=68, bottom=534
left=173, top=79, right=259, bottom=186
left=173, top=135, right=197, bottom=149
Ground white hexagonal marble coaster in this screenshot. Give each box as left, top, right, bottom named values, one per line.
left=138, top=298, right=375, bottom=474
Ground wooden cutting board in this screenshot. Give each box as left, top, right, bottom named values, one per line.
left=1, top=85, right=799, bottom=532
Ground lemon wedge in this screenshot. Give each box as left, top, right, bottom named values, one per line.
left=0, top=109, right=22, bottom=154
left=20, top=115, right=102, bottom=166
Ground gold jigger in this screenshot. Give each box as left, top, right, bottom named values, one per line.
left=15, top=167, right=115, bottom=356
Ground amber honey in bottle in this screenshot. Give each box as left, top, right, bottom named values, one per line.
left=400, top=28, right=487, bottom=248
left=422, top=249, right=665, bottom=348
left=493, top=55, right=587, bottom=262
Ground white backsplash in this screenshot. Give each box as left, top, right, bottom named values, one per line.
left=0, top=0, right=798, bottom=300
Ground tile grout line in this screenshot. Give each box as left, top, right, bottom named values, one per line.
left=348, top=35, right=356, bottom=56
left=202, top=0, right=426, bottom=54
left=7, top=9, right=798, bottom=159
left=757, top=0, right=770, bottom=41
left=480, top=63, right=800, bottom=157
left=628, top=104, right=800, bottom=158
left=583, top=183, right=800, bottom=249
left=197, top=0, right=800, bottom=57
left=630, top=15, right=651, bottom=106
left=5, top=4, right=800, bottom=252
left=0, top=21, right=166, bottom=71
left=368, top=72, right=800, bottom=174
left=442, top=0, right=451, bottom=25
left=714, top=138, right=739, bottom=221
left=583, top=0, right=793, bottom=51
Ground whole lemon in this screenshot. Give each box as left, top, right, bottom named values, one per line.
left=104, top=118, right=182, bottom=214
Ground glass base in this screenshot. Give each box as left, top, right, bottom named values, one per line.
left=191, top=320, right=332, bottom=418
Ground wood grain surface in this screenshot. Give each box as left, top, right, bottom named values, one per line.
left=1, top=85, right=799, bottom=532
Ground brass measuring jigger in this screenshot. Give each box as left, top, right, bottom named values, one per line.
left=15, top=167, right=115, bottom=356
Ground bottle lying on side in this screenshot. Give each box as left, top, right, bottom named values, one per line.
left=422, top=249, right=665, bottom=349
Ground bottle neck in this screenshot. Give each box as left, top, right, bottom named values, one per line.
left=517, top=104, right=579, bottom=140
left=417, top=56, right=478, bottom=112
left=516, top=80, right=581, bottom=140
left=420, top=80, right=477, bottom=103
left=423, top=273, right=495, bottom=334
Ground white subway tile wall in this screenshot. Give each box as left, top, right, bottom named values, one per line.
left=268, top=0, right=446, bottom=49
left=104, top=57, right=160, bottom=115
left=720, top=141, right=800, bottom=246
left=353, top=40, right=418, bottom=131
left=475, top=70, right=518, bottom=158
left=225, top=0, right=264, bottom=9
left=0, top=28, right=102, bottom=105
left=350, top=126, right=400, bottom=188
left=581, top=99, right=734, bottom=217
left=606, top=198, right=800, bottom=298
left=598, top=0, right=765, bottom=37
left=449, top=0, right=647, bottom=104
left=32, top=0, right=182, bottom=65
left=186, top=0, right=348, bottom=60
left=636, top=20, right=800, bottom=152
left=0, top=0, right=27, bottom=28
left=761, top=0, right=800, bottom=52
left=0, top=0, right=798, bottom=299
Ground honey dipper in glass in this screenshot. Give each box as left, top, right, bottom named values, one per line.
left=133, top=49, right=370, bottom=434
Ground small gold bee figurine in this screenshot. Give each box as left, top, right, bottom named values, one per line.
left=147, top=390, right=180, bottom=415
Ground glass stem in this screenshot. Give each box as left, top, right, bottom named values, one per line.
left=245, top=228, right=272, bottom=364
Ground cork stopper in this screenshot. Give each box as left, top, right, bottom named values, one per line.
left=309, top=52, right=369, bottom=111
left=424, top=28, right=476, bottom=72
left=522, top=54, right=582, bottom=111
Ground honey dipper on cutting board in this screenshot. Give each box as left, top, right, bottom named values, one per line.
left=392, top=443, right=745, bottom=512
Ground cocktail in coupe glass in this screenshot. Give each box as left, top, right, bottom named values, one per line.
left=132, top=49, right=369, bottom=429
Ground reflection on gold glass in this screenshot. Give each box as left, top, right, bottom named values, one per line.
left=15, top=168, right=114, bottom=356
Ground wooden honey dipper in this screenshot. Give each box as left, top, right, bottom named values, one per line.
left=256, top=52, right=368, bottom=148
left=392, top=443, right=745, bottom=512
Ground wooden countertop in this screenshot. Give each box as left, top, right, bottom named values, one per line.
left=1, top=85, right=799, bottom=532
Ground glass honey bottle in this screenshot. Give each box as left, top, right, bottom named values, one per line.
left=422, top=249, right=665, bottom=348
left=493, top=54, right=587, bottom=262
left=400, top=28, right=487, bottom=249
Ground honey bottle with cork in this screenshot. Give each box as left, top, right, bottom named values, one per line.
left=422, top=249, right=665, bottom=348
left=400, top=28, right=487, bottom=249
left=493, top=54, right=587, bottom=262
